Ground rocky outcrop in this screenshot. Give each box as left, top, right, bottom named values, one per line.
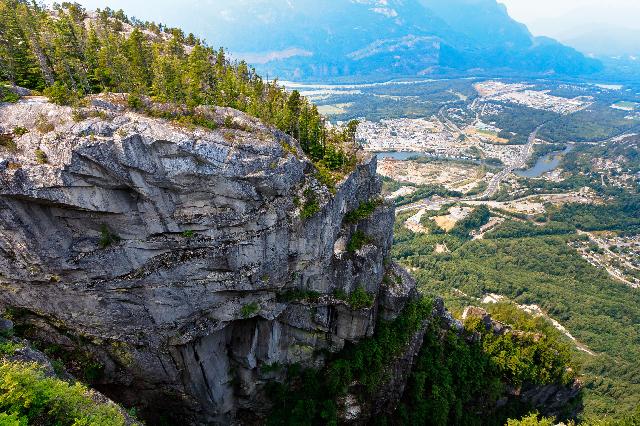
left=462, top=306, right=582, bottom=418
left=519, top=381, right=583, bottom=419
left=367, top=296, right=459, bottom=424
left=0, top=96, right=414, bottom=423
left=337, top=296, right=463, bottom=424
left=377, top=262, right=418, bottom=321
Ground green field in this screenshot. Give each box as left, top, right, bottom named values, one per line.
left=477, top=128, right=499, bottom=137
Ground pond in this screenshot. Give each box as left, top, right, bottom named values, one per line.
left=515, top=145, right=574, bottom=178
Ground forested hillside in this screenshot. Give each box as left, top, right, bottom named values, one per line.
left=0, top=0, right=357, bottom=180
left=393, top=206, right=640, bottom=421
left=0, top=2, right=635, bottom=426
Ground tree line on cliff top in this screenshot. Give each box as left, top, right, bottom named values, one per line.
left=0, top=0, right=359, bottom=178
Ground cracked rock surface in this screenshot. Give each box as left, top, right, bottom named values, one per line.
left=0, top=97, right=414, bottom=423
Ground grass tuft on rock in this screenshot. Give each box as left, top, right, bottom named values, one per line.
left=98, top=224, right=120, bottom=249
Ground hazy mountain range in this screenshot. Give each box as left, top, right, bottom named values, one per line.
left=557, top=26, right=640, bottom=58
left=197, top=0, right=603, bottom=81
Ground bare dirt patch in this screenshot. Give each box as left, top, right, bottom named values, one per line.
left=433, top=206, right=473, bottom=231
left=378, top=158, right=486, bottom=194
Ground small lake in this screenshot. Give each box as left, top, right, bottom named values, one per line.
left=516, top=145, right=574, bottom=178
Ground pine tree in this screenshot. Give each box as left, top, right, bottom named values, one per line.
left=0, top=0, right=355, bottom=176
left=0, top=0, right=45, bottom=89
left=184, top=43, right=216, bottom=107
left=151, top=44, right=184, bottom=103
left=46, top=4, right=90, bottom=93
left=124, top=28, right=152, bottom=93
left=286, top=90, right=302, bottom=140
left=85, top=26, right=102, bottom=91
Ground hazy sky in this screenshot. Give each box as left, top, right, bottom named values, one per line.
left=65, top=0, right=640, bottom=36
left=500, top=0, right=640, bottom=37
left=59, top=0, right=640, bottom=47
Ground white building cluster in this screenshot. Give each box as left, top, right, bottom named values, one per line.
left=475, top=81, right=590, bottom=114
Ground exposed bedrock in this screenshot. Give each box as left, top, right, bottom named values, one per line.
left=0, top=97, right=414, bottom=424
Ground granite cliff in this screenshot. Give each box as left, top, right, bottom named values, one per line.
left=0, top=95, right=417, bottom=423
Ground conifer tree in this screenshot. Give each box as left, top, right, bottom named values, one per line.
left=185, top=43, right=216, bottom=107
left=0, top=0, right=356, bottom=176
left=124, top=28, right=152, bottom=93
left=0, top=0, right=45, bottom=88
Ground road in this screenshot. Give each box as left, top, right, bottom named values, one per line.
left=396, top=124, right=542, bottom=213
left=396, top=197, right=454, bottom=214
left=437, top=105, right=464, bottom=136
left=577, top=231, right=640, bottom=288
left=464, top=125, right=540, bottom=201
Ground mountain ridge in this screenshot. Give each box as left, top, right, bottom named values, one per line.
left=202, top=0, right=603, bottom=80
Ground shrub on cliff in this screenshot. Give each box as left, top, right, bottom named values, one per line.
left=98, top=224, right=120, bottom=249
left=240, top=302, right=260, bottom=319
left=43, top=81, right=78, bottom=106
left=0, top=340, right=21, bottom=357
left=346, top=230, right=373, bottom=253
left=0, top=134, right=17, bottom=151
left=0, top=362, right=129, bottom=425
left=0, top=85, right=20, bottom=103
left=334, top=286, right=375, bottom=310
left=506, top=412, right=555, bottom=426
left=344, top=198, right=383, bottom=224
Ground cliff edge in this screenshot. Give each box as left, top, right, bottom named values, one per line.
left=0, top=95, right=414, bottom=423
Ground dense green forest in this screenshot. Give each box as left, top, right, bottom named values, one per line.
left=393, top=208, right=640, bottom=420
left=480, top=101, right=637, bottom=145
left=266, top=296, right=577, bottom=426
left=393, top=303, right=576, bottom=426
left=538, top=106, right=638, bottom=143
left=483, top=103, right=557, bottom=144
left=0, top=0, right=358, bottom=181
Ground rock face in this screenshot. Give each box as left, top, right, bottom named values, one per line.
left=0, top=96, right=413, bottom=423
